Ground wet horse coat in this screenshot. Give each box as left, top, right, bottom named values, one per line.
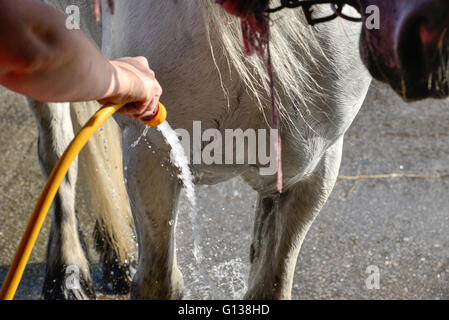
left=30, top=0, right=372, bottom=299
left=101, top=0, right=371, bottom=299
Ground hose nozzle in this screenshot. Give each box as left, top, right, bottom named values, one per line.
left=140, top=102, right=167, bottom=127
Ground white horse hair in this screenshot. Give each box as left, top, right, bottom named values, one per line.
left=28, top=0, right=372, bottom=299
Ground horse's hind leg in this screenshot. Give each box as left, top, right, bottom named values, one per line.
left=28, top=100, right=95, bottom=300
left=244, top=139, right=344, bottom=300
left=71, top=102, right=136, bottom=295
left=123, top=130, right=183, bottom=300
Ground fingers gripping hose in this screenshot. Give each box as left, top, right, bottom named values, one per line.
left=0, top=102, right=167, bottom=300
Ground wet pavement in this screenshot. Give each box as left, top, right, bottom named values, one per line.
left=0, top=81, right=448, bottom=300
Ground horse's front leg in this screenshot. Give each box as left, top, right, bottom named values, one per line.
left=123, top=130, right=183, bottom=300
left=244, top=138, right=343, bottom=300
left=28, top=100, right=95, bottom=300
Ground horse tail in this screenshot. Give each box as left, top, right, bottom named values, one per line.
left=70, top=101, right=136, bottom=264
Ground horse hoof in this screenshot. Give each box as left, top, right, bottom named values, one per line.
left=94, top=221, right=136, bottom=295
left=101, top=262, right=135, bottom=295
left=42, top=266, right=96, bottom=300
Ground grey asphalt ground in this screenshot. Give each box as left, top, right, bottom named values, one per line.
left=0, top=81, right=448, bottom=300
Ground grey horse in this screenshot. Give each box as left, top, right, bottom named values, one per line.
left=27, top=0, right=449, bottom=299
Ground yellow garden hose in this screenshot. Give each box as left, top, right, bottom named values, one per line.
left=0, top=102, right=167, bottom=300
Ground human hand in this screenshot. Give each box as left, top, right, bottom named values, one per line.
left=99, top=57, right=163, bottom=119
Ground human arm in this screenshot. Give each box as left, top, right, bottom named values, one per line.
left=0, top=0, right=161, bottom=118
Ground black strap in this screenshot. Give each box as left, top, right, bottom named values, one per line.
left=266, top=0, right=362, bottom=26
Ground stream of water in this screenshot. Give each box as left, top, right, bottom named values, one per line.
left=131, top=122, right=218, bottom=299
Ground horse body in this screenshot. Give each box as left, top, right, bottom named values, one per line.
left=100, top=1, right=371, bottom=299
left=22, top=0, right=372, bottom=300
left=24, top=0, right=373, bottom=299
left=105, top=1, right=370, bottom=189
left=16, top=0, right=449, bottom=300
